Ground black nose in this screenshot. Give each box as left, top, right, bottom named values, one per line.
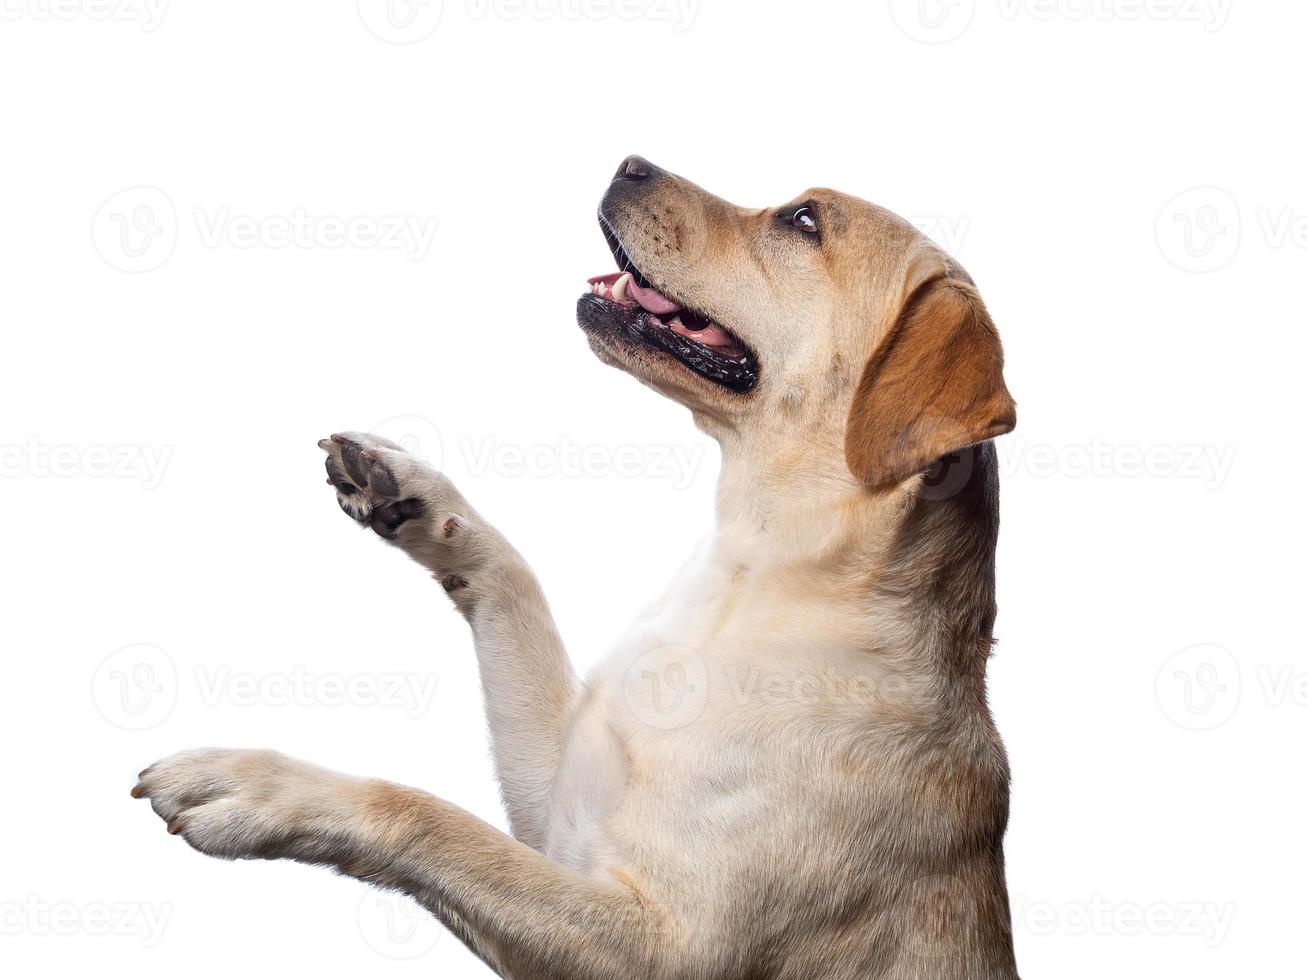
left=614, top=155, right=658, bottom=181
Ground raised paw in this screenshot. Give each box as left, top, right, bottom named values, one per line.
left=319, top=431, right=487, bottom=584
left=319, top=431, right=450, bottom=541
left=131, top=748, right=362, bottom=862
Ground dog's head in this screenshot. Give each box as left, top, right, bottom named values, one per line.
left=577, top=156, right=1016, bottom=493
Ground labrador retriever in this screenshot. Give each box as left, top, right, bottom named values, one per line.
left=133, top=156, right=1020, bottom=979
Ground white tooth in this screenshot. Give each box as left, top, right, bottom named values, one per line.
left=612, top=272, right=632, bottom=303
left=667, top=315, right=684, bottom=328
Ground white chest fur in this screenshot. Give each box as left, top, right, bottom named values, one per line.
left=542, top=537, right=741, bottom=871
left=541, top=527, right=911, bottom=877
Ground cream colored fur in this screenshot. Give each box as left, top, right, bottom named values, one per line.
left=134, top=158, right=1019, bottom=980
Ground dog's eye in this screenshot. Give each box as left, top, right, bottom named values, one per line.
left=788, top=206, right=818, bottom=235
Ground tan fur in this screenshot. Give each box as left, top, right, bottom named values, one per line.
left=134, top=157, right=1020, bottom=979
left=845, top=276, right=1016, bottom=490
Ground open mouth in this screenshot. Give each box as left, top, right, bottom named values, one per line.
left=576, top=220, right=758, bottom=393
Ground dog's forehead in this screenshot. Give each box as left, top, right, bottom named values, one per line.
left=787, top=190, right=936, bottom=308
left=797, top=189, right=924, bottom=247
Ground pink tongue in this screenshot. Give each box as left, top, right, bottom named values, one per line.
left=627, top=279, right=680, bottom=316
left=587, top=271, right=740, bottom=353
left=588, top=273, right=681, bottom=316
left=669, top=319, right=739, bottom=350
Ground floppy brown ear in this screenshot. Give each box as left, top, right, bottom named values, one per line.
left=845, top=275, right=1016, bottom=490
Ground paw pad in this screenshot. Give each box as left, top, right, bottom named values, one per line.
left=322, top=433, right=426, bottom=537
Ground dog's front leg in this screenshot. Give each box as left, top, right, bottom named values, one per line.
left=321, top=432, right=577, bottom=850
left=133, top=749, right=658, bottom=980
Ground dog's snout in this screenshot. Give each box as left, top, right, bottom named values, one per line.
left=613, top=155, right=659, bottom=182
left=602, top=155, right=668, bottom=222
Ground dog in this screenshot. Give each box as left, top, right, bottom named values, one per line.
left=133, top=156, right=1020, bottom=979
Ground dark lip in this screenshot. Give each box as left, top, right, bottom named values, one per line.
left=584, top=211, right=759, bottom=394
left=576, top=294, right=760, bottom=393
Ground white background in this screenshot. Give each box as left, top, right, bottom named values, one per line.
left=1, top=1, right=1301, bottom=977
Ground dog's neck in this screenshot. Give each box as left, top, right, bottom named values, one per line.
left=711, top=434, right=1004, bottom=688
left=711, top=429, right=908, bottom=563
